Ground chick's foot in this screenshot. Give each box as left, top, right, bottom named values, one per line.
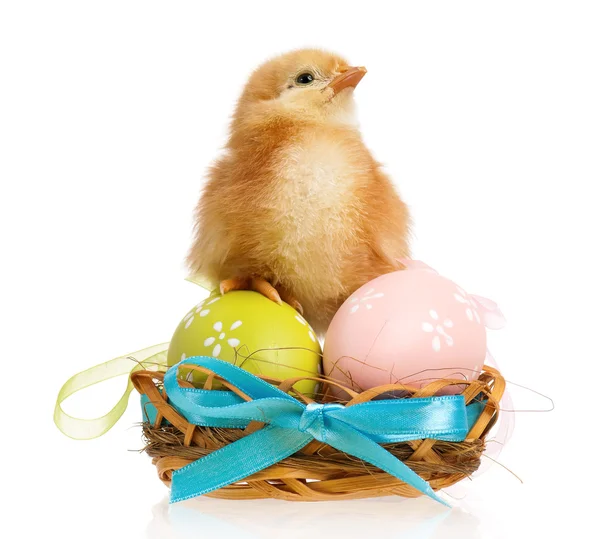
left=219, top=277, right=303, bottom=314
left=220, top=276, right=282, bottom=305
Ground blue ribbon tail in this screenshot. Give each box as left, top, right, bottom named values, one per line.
left=323, top=421, right=451, bottom=507
left=170, top=425, right=313, bottom=503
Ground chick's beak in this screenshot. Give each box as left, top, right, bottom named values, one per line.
left=327, top=66, right=367, bottom=95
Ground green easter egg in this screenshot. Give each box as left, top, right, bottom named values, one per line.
left=167, top=291, right=322, bottom=396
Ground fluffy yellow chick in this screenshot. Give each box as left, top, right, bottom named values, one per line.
left=187, top=49, right=410, bottom=334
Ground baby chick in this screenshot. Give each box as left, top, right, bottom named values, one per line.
left=187, top=49, right=410, bottom=334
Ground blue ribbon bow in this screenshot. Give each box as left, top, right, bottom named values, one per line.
left=161, top=357, right=484, bottom=505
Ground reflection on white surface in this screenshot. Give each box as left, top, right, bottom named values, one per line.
left=147, top=495, right=484, bottom=539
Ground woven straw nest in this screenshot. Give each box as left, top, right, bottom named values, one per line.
left=131, top=365, right=505, bottom=501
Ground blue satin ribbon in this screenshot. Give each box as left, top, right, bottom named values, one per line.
left=161, top=357, right=484, bottom=506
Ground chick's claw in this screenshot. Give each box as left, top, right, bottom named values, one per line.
left=250, top=277, right=282, bottom=305
left=219, top=276, right=251, bottom=295
left=275, top=286, right=304, bottom=315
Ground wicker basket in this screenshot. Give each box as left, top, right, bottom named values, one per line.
left=131, top=365, right=505, bottom=501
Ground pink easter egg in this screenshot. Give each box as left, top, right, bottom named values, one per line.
left=323, top=262, right=489, bottom=394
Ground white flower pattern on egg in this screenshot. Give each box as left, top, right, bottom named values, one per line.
left=453, top=288, right=481, bottom=323
left=183, top=310, right=196, bottom=329
left=183, top=296, right=222, bottom=329
left=203, top=319, right=243, bottom=357
left=422, top=309, right=454, bottom=352
left=348, top=288, right=385, bottom=314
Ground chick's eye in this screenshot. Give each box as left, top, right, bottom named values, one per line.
left=295, top=73, right=314, bottom=85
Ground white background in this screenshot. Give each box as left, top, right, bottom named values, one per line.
left=1, top=1, right=599, bottom=537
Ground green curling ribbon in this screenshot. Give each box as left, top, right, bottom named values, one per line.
left=54, top=343, right=169, bottom=440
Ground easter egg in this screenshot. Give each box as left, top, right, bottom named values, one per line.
left=167, top=291, right=322, bottom=396
left=323, top=263, right=488, bottom=393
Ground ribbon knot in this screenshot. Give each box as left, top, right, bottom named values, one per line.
left=297, top=402, right=344, bottom=440
left=162, top=357, right=484, bottom=506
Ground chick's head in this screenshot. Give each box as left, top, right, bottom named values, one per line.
left=234, top=49, right=367, bottom=125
